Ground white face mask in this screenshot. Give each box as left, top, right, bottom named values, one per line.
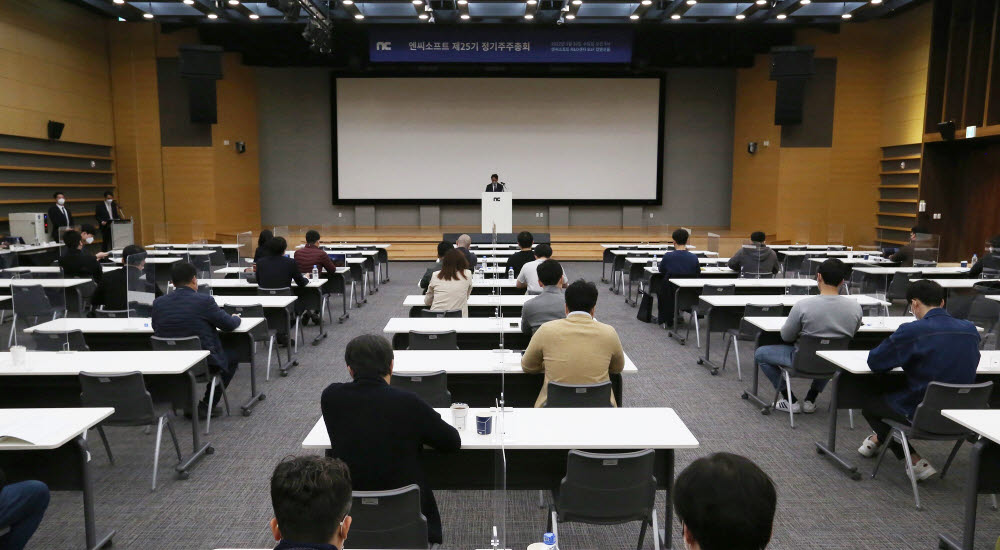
left=84, top=236, right=94, bottom=244
left=106, top=199, right=113, bottom=204
left=56, top=198, right=65, bottom=206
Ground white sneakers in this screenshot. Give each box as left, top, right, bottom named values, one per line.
left=857, top=434, right=938, bottom=481
left=802, top=400, right=817, bottom=414
left=774, top=398, right=801, bottom=413
left=858, top=434, right=882, bottom=458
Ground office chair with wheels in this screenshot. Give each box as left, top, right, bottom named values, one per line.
left=223, top=303, right=281, bottom=380
left=685, top=284, right=735, bottom=348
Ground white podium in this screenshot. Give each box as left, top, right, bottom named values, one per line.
left=481, top=192, right=512, bottom=233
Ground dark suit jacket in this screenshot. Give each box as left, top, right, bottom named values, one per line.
left=890, top=243, right=914, bottom=267
left=95, top=201, right=120, bottom=225
left=46, top=204, right=73, bottom=241
left=321, top=377, right=461, bottom=544
left=152, top=287, right=241, bottom=372
left=58, top=249, right=103, bottom=283
left=485, top=182, right=505, bottom=192
left=459, top=247, right=477, bottom=270
left=91, top=265, right=161, bottom=312
left=504, top=250, right=536, bottom=278
left=419, top=263, right=439, bottom=294
left=254, top=255, right=308, bottom=289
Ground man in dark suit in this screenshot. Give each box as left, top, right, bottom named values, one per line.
left=46, top=191, right=72, bottom=242
left=91, top=244, right=161, bottom=313
left=79, top=224, right=110, bottom=261
left=321, top=334, right=461, bottom=545
left=485, top=173, right=505, bottom=192
left=58, top=230, right=102, bottom=283
left=94, top=190, right=120, bottom=253
left=254, top=236, right=307, bottom=345
left=153, top=262, right=242, bottom=417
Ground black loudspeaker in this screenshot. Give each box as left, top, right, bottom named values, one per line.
left=47, top=120, right=65, bottom=140
left=937, top=120, right=956, bottom=141
left=187, top=79, right=218, bottom=124
left=178, top=45, right=223, bottom=79
left=774, top=78, right=808, bottom=126
left=770, top=46, right=815, bottom=79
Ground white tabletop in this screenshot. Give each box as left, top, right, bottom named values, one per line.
left=403, top=295, right=531, bottom=308
left=3, top=266, right=119, bottom=274
left=940, top=410, right=1000, bottom=446
left=0, top=278, right=91, bottom=289
left=630, top=257, right=730, bottom=265
left=925, top=278, right=1000, bottom=289
left=7, top=243, right=63, bottom=252
left=669, top=278, right=814, bottom=288
left=202, top=278, right=326, bottom=289
left=213, top=295, right=296, bottom=308
left=149, top=244, right=242, bottom=250
left=601, top=243, right=677, bottom=249
left=770, top=245, right=848, bottom=250
left=817, top=350, right=1000, bottom=375
left=806, top=257, right=893, bottom=265
left=214, top=266, right=349, bottom=275
left=470, top=244, right=518, bottom=249
left=781, top=250, right=882, bottom=257
left=391, top=349, right=639, bottom=374
left=308, top=249, right=378, bottom=257
left=471, top=249, right=517, bottom=256
left=0, top=408, right=114, bottom=450
left=700, top=294, right=888, bottom=307
left=745, top=316, right=916, bottom=333
left=384, top=317, right=523, bottom=335
left=0, top=350, right=209, bottom=376
left=113, top=249, right=212, bottom=256
left=24, top=317, right=264, bottom=334
left=612, top=249, right=716, bottom=257
left=644, top=267, right=736, bottom=277
left=303, top=407, right=698, bottom=450
left=317, top=243, right=390, bottom=249
left=111, top=257, right=181, bottom=265
left=853, top=266, right=970, bottom=276
left=472, top=279, right=518, bottom=288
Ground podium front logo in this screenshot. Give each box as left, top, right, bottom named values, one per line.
left=493, top=197, right=501, bottom=202
left=376, top=42, right=392, bottom=51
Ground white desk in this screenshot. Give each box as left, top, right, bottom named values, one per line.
left=701, top=294, right=888, bottom=308
left=631, top=256, right=730, bottom=266
left=214, top=266, right=349, bottom=275
left=392, top=349, right=638, bottom=374
left=111, top=256, right=181, bottom=265
left=818, top=350, right=1000, bottom=375
left=925, top=278, right=1000, bottom=289
left=937, top=409, right=1000, bottom=550
left=601, top=243, right=677, bottom=249
left=0, top=278, right=90, bottom=289
left=24, top=317, right=263, bottom=334
left=213, top=295, right=296, bottom=309
left=942, top=409, right=1000, bottom=446
left=149, top=243, right=241, bottom=250
left=403, top=294, right=531, bottom=308
left=770, top=244, right=847, bottom=251
left=670, top=277, right=814, bottom=289
left=853, top=266, right=970, bottom=276
left=3, top=266, right=119, bottom=274
left=112, top=249, right=212, bottom=257
left=310, top=249, right=378, bottom=257
left=0, top=407, right=116, bottom=549
left=611, top=249, right=716, bottom=257
left=745, top=315, right=915, bottom=334
left=384, top=317, right=522, bottom=335
left=806, top=256, right=893, bottom=265
left=0, top=350, right=208, bottom=376
left=781, top=250, right=881, bottom=257
left=201, top=278, right=325, bottom=290
left=473, top=279, right=518, bottom=288
left=6, top=243, right=63, bottom=253
left=470, top=249, right=517, bottom=257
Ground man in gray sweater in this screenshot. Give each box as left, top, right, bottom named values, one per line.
left=727, top=231, right=780, bottom=277
left=754, top=258, right=863, bottom=414
left=520, top=260, right=567, bottom=335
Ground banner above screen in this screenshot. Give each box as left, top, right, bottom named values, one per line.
left=369, top=28, right=633, bottom=63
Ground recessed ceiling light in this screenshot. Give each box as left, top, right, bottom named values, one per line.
left=629, top=13, right=639, bottom=19
left=249, top=13, right=260, bottom=19
left=841, top=12, right=852, bottom=18
left=800, top=0, right=810, bottom=3
left=524, top=13, right=534, bottom=19
left=685, top=0, right=696, bottom=4
left=228, top=0, right=239, bottom=5
left=113, top=0, right=124, bottom=4
left=418, top=12, right=429, bottom=18
left=527, top=0, right=537, bottom=4
left=776, top=13, right=786, bottom=19
left=183, top=0, right=194, bottom=4
left=460, top=13, right=470, bottom=18
left=143, top=12, right=154, bottom=18
left=355, top=13, right=364, bottom=19
left=670, top=13, right=680, bottom=19
left=458, top=0, right=468, bottom=4
left=641, top=0, right=652, bottom=5
left=413, top=0, right=423, bottom=4
left=207, top=12, right=218, bottom=18
left=755, top=0, right=766, bottom=4
left=571, top=0, right=582, bottom=5
left=343, top=0, right=354, bottom=4
left=735, top=13, right=745, bottom=19
left=565, top=13, right=575, bottom=19
left=871, top=0, right=882, bottom=3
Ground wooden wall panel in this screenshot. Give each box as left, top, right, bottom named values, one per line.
left=162, top=147, right=215, bottom=242
left=0, top=0, right=114, bottom=145
left=212, top=54, right=261, bottom=236
left=730, top=59, right=780, bottom=234
left=881, top=3, right=932, bottom=146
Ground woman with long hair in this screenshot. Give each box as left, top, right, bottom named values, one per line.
left=424, top=248, right=474, bottom=317
left=254, top=229, right=274, bottom=262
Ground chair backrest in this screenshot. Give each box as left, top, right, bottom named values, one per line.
left=702, top=284, right=735, bottom=296
left=196, top=282, right=212, bottom=295
left=910, top=381, right=994, bottom=438
left=545, top=381, right=613, bottom=408
left=786, top=284, right=817, bottom=295
left=790, top=335, right=851, bottom=377
left=79, top=371, right=156, bottom=426
left=743, top=271, right=775, bottom=279
left=222, top=303, right=265, bottom=318
left=407, top=330, right=459, bottom=350
left=258, top=286, right=292, bottom=297
left=980, top=266, right=1000, bottom=279
left=30, top=329, right=89, bottom=351
left=150, top=335, right=202, bottom=351
left=94, top=308, right=135, bottom=318
left=738, top=304, right=784, bottom=340
left=887, top=271, right=922, bottom=301
left=349, top=485, right=429, bottom=550
left=390, top=370, right=452, bottom=407
left=419, top=308, right=462, bottom=318
left=10, top=284, right=54, bottom=317
left=782, top=255, right=806, bottom=274
left=556, top=449, right=656, bottom=525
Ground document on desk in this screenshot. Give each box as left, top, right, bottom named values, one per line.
left=0, top=419, right=43, bottom=445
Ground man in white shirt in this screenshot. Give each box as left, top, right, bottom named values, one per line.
left=516, top=244, right=567, bottom=295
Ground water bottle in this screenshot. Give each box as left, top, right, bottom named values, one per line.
left=507, top=267, right=515, bottom=280
left=972, top=254, right=979, bottom=266
left=476, top=263, right=484, bottom=281
left=543, top=532, right=557, bottom=549
left=167, top=281, right=175, bottom=294
left=312, top=265, right=319, bottom=280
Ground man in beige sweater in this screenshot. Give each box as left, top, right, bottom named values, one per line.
left=521, top=279, right=625, bottom=407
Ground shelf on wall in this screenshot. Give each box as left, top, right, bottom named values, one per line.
left=882, top=155, right=921, bottom=161
left=877, top=211, right=917, bottom=218
left=0, top=165, right=113, bottom=174
left=0, top=183, right=117, bottom=189
left=0, top=148, right=113, bottom=161
left=879, top=170, right=921, bottom=175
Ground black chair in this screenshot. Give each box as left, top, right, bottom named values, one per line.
left=408, top=330, right=459, bottom=350
left=258, top=287, right=303, bottom=352
left=196, top=282, right=212, bottom=295
left=223, top=303, right=281, bottom=380
left=686, top=284, right=735, bottom=348
left=150, top=335, right=230, bottom=434
left=349, top=485, right=429, bottom=550
left=549, top=449, right=659, bottom=550
left=419, top=309, right=462, bottom=318
left=545, top=381, right=613, bottom=408
left=390, top=370, right=452, bottom=407
left=785, top=284, right=817, bottom=295
left=94, top=308, right=135, bottom=318
left=965, top=283, right=1000, bottom=349
left=782, top=254, right=806, bottom=278
left=769, top=335, right=851, bottom=428
left=30, top=329, right=89, bottom=351
left=721, top=304, right=783, bottom=381
left=886, top=271, right=923, bottom=315
left=7, top=283, right=62, bottom=348
left=79, top=371, right=183, bottom=491
left=871, top=381, right=994, bottom=509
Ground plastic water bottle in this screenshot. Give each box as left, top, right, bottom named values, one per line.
left=543, top=532, right=557, bottom=549
left=507, top=267, right=515, bottom=280
left=475, top=263, right=484, bottom=281
left=312, top=265, right=319, bottom=280
left=972, top=254, right=979, bottom=266
left=167, top=281, right=175, bottom=294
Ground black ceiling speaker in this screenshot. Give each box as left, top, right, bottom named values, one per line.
left=47, top=120, right=65, bottom=140
left=769, top=46, right=815, bottom=126
left=937, top=120, right=956, bottom=141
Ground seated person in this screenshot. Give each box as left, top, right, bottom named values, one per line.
left=0, top=468, right=49, bottom=550
left=424, top=249, right=473, bottom=317
left=517, top=244, right=568, bottom=296
left=522, top=279, right=625, bottom=407
left=673, top=453, right=777, bottom=550
left=58, top=230, right=103, bottom=283
left=455, top=234, right=477, bottom=269
left=91, top=244, right=161, bottom=312
left=152, top=262, right=242, bottom=418
left=293, top=229, right=339, bottom=324
left=321, top=334, right=461, bottom=545
left=504, top=231, right=536, bottom=277
left=969, top=234, right=1000, bottom=278
left=78, top=224, right=109, bottom=261
left=255, top=230, right=274, bottom=262
left=520, top=259, right=567, bottom=335
left=269, top=456, right=352, bottom=550
left=754, top=258, right=862, bottom=414
left=889, top=225, right=927, bottom=267
left=255, top=237, right=308, bottom=342
left=857, top=280, right=980, bottom=480
left=655, top=228, right=700, bottom=327
left=727, top=231, right=779, bottom=277
left=419, top=241, right=453, bottom=294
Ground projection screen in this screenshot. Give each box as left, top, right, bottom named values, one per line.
left=333, top=77, right=662, bottom=203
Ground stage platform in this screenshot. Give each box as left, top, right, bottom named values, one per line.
left=221, top=226, right=768, bottom=261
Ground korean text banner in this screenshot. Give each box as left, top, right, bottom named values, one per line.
left=369, top=28, right=633, bottom=63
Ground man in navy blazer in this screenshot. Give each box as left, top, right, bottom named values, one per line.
left=152, top=261, right=242, bottom=417
left=485, top=173, right=505, bottom=192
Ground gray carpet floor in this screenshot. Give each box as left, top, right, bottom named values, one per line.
left=23, top=261, right=1000, bottom=549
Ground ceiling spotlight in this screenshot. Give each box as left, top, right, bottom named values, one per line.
left=572, top=0, right=582, bottom=5
left=527, top=0, right=537, bottom=4
left=841, top=11, right=852, bottom=18
left=776, top=13, right=786, bottom=18
left=870, top=0, right=882, bottom=3
left=670, top=13, right=680, bottom=19
left=566, top=13, right=575, bottom=19
left=629, top=13, right=639, bottom=19
left=641, top=0, right=652, bottom=5
left=413, top=0, right=423, bottom=4
left=524, top=13, right=534, bottom=18
left=755, top=0, right=766, bottom=4
left=143, top=12, right=154, bottom=18
left=735, top=13, right=745, bottom=19
left=354, top=13, right=364, bottom=18
left=460, top=13, right=470, bottom=18
left=419, top=12, right=429, bottom=18
left=113, top=0, right=124, bottom=4
left=207, top=12, right=218, bottom=18
left=685, top=0, right=696, bottom=4
left=343, top=0, right=353, bottom=4
left=800, top=0, right=810, bottom=3
left=183, top=0, right=194, bottom=3
left=228, top=0, right=239, bottom=5
left=249, top=13, right=260, bottom=18
left=458, top=0, right=468, bottom=4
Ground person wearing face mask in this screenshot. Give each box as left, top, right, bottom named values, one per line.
left=79, top=224, right=110, bottom=261
left=57, top=230, right=103, bottom=283
left=46, top=192, right=73, bottom=243
left=94, top=190, right=121, bottom=253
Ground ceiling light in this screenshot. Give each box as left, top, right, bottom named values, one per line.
left=755, top=0, right=766, bottom=4
left=183, top=0, right=194, bottom=3
left=735, top=13, right=745, bottom=19
left=413, top=0, right=423, bottom=4
left=800, top=0, right=810, bottom=3
left=458, top=0, right=468, bottom=4
left=419, top=12, right=429, bottom=18
left=143, top=12, right=154, bottom=18
left=566, top=13, right=575, bottom=19
left=670, top=13, right=680, bottom=19
left=524, top=13, right=534, bottom=19
left=527, top=0, right=537, bottom=4
left=343, top=0, right=354, bottom=4
left=460, top=13, right=470, bottom=18
left=776, top=13, right=786, bottom=19
left=113, top=0, right=124, bottom=4
left=249, top=13, right=260, bottom=18
left=685, top=0, right=696, bottom=4
left=354, top=13, right=364, bottom=18
left=630, top=13, right=639, bottom=19
left=572, top=0, right=582, bottom=5
left=228, top=0, right=239, bottom=5
left=641, top=0, right=652, bottom=5
left=207, top=13, right=218, bottom=18
left=841, top=12, right=852, bottom=18
left=870, top=0, right=882, bottom=3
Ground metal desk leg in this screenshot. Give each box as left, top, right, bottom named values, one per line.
left=176, top=370, right=213, bottom=478
left=814, top=372, right=861, bottom=480
left=339, top=286, right=349, bottom=322
left=282, top=306, right=299, bottom=376
left=667, top=287, right=686, bottom=345
left=241, top=333, right=265, bottom=415
left=696, top=307, right=719, bottom=375
left=937, top=440, right=987, bottom=550
left=601, top=258, right=608, bottom=283
left=312, top=291, right=328, bottom=346
left=76, top=436, right=115, bottom=550
left=660, top=449, right=675, bottom=549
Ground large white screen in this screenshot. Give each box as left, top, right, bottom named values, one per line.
left=335, top=77, right=661, bottom=201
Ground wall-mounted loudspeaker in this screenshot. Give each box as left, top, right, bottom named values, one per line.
left=937, top=121, right=956, bottom=141
left=47, top=120, right=65, bottom=140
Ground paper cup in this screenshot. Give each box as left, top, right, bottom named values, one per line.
left=451, top=403, right=469, bottom=430
left=10, top=345, right=27, bottom=368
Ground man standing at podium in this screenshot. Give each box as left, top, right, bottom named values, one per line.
left=95, top=190, right=121, bottom=252
left=485, top=174, right=505, bottom=192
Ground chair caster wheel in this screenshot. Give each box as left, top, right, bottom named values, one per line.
left=280, top=371, right=289, bottom=377
left=259, top=394, right=267, bottom=401
left=741, top=392, right=749, bottom=400
left=851, top=472, right=862, bottom=481
left=206, top=446, right=215, bottom=455
left=697, top=358, right=704, bottom=365
left=710, top=369, right=718, bottom=376
left=242, top=409, right=251, bottom=417
left=177, top=470, right=190, bottom=480
left=761, top=408, right=771, bottom=416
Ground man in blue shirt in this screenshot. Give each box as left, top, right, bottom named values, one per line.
left=857, top=279, right=981, bottom=481
left=655, top=228, right=700, bottom=327
left=269, top=455, right=352, bottom=550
